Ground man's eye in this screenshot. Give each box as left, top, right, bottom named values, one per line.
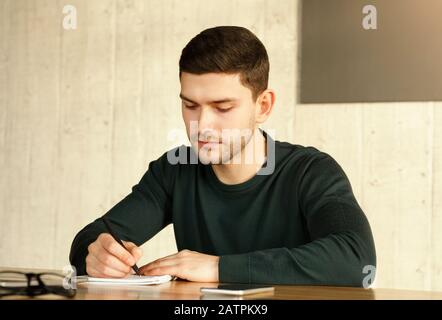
left=185, top=104, right=198, bottom=109
left=217, top=107, right=232, bottom=113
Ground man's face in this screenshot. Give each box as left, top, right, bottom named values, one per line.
left=180, top=72, right=257, bottom=164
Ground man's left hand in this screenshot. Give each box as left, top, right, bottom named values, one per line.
left=139, top=249, right=219, bottom=282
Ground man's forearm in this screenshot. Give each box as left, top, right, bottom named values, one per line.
left=219, top=230, right=376, bottom=286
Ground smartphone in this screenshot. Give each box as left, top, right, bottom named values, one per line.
left=200, top=284, right=275, bottom=296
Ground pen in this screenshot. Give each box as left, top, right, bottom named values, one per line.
left=101, top=216, right=142, bottom=276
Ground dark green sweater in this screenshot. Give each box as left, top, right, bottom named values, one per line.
left=69, top=131, right=376, bottom=286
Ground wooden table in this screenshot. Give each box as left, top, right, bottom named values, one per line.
left=2, top=267, right=442, bottom=300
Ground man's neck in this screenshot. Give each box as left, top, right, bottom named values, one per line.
left=211, top=129, right=267, bottom=185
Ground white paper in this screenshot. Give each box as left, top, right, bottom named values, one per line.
left=75, top=274, right=172, bottom=285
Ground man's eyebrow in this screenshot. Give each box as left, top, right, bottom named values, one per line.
left=179, top=93, right=238, bottom=104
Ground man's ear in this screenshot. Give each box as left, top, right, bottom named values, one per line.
left=255, top=89, right=276, bottom=124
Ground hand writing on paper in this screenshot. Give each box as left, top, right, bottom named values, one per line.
left=139, top=250, right=219, bottom=282
left=86, top=233, right=143, bottom=278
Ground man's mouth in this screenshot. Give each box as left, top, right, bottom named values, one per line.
left=198, top=140, right=220, bottom=148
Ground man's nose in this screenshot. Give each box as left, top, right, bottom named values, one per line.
left=198, top=106, right=216, bottom=130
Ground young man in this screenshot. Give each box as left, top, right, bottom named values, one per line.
left=69, top=26, right=376, bottom=286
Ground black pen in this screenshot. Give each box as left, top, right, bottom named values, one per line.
left=101, top=216, right=142, bottom=276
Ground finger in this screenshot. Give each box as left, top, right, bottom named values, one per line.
left=93, top=249, right=132, bottom=274
left=88, top=240, right=133, bottom=273
left=86, top=254, right=107, bottom=278
left=99, top=234, right=136, bottom=266
left=141, top=264, right=179, bottom=277
left=156, top=251, right=183, bottom=261
left=139, top=258, right=180, bottom=274
left=86, top=264, right=104, bottom=278
left=88, top=254, right=130, bottom=278
left=139, top=250, right=196, bottom=273
left=158, top=249, right=192, bottom=260
left=143, top=251, right=183, bottom=266
left=123, top=241, right=143, bottom=262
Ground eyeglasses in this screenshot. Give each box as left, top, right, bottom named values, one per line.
left=0, top=271, right=76, bottom=298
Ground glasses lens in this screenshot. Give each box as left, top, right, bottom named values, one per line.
left=39, top=273, right=66, bottom=286
left=39, top=273, right=76, bottom=297
left=0, top=272, right=28, bottom=288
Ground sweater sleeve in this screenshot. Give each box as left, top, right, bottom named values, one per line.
left=69, top=149, right=177, bottom=275
left=218, top=152, right=377, bottom=287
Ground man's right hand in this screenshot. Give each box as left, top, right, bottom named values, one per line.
left=86, top=233, right=142, bottom=278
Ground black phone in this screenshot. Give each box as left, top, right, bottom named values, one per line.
left=200, top=284, right=274, bottom=296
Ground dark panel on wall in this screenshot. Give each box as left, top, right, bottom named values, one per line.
left=300, top=0, right=442, bottom=103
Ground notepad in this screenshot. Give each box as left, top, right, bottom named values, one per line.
left=75, top=274, right=173, bottom=285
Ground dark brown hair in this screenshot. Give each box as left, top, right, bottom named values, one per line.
left=179, top=26, right=269, bottom=102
